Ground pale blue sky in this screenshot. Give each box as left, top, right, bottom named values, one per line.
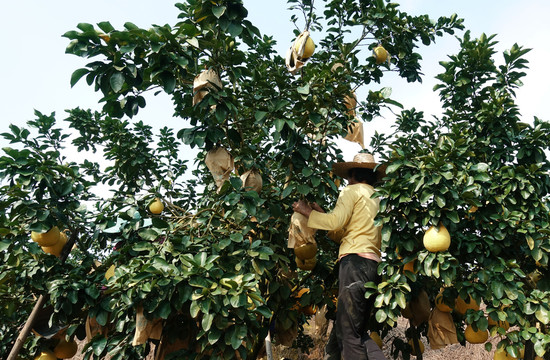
left=1, top=1, right=548, bottom=161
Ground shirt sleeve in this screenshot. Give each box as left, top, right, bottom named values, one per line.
left=307, top=187, right=355, bottom=231
left=327, top=229, right=344, bottom=244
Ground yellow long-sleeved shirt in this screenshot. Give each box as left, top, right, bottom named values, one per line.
left=307, top=183, right=381, bottom=258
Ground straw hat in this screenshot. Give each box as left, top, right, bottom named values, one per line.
left=332, top=153, right=386, bottom=180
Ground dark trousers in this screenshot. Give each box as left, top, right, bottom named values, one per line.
left=325, top=255, right=387, bottom=360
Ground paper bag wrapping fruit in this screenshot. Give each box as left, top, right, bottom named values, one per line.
left=205, top=147, right=234, bottom=192
left=240, top=169, right=263, bottom=193
left=192, top=68, right=222, bottom=105
left=428, top=308, right=458, bottom=349
left=85, top=315, right=109, bottom=341
left=153, top=313, right=197, bottom=360
left=285, top=30, right=312, bottom=74
left=132, top=304, right=163, bottom=346
left=285, top=46, right=306, bottom=74
left=407, top=289, right=431, bottom=326
left=344, top=92, right=357, bottom=116
left=344, top=117, right=364, bottom=149
left=288, top=211, right=317, bottom=249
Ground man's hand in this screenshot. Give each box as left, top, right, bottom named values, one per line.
left=292, top=200, right=313, bottom=218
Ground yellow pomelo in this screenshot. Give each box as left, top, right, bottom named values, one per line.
left=488, top=316, right=510, bottom=330
left=494, top=347, right=518, bottom=360
left=149, top=197, right=164, bottom=214
left=370, top=331, right=383, bottom=349
left=373, top=45, right=389, bottom=64
left=408, top=339, right=425, bottom=356
left=294, top=242, right=317, bottom=260
left=42, top=231, right=68, bottom=257
left=464, top=324, right=489, bottom=344
left=295, top=256, right=317, bottom=271
left=294, top=34, right=315, bottom=59
left=34, top=350, right=57, bottom=360
left=99, top=34, right=111, bottom=43
left=435, top=292, right=453, bottom=312
left=292, top=288, right=316, bottom=315
left=31, top=226, right=60, bottom=247
left=423, top=223, right=451, bottom=252
left=455, top=294, right=479, bottom=315
left=301, top=304, right=317, bottom=315
left=53, top=338, right=78, bottom=359
left=402, top=258, right=417, bottom=274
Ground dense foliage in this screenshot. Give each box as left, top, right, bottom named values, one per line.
left=2, top=1, right=547, bottom=360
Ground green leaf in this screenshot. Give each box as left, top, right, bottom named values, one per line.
left=77, top=22, right=95, bottom=32
left=92, top=337, right=107, bottom=356
left=95, top=311, right=109, bottom=326
left=228, top=22, right=243, bottom=37
left=447, top=211, right=460, bottom=223
left=297, top=84, right=310, bottom=95
left=70, top=68, right=89, bottom=87
left=274, top=119, right=285, bottom=132
left=395, top=291, right=406, bottom=309
left=435, top=194, right=446, bottom=208
left=375, top=309, right=387, bottom=323
left=535, top=307, right=549, bottom=324
left=190, top=300, right=200, bottom=318
left=186, top=37, right=199, bottom=48
left=212, top=5, right=226, bottom=18
left=281, top=184, right=293, bottom=199
left=110, top=72, right=124, bottom=93
left=491, top=282, right=504, bottom=299
left=97, top=21, right=115, bottom=33
left=0, top=239, right=10, bottom=251
left=157, top=301, right=172, bottom=319
left=385, top=162, right=402, bottom=174
left=471, top=163, right=489, bottom=172
left=202, top=312, right=214, bottom=331
left=474, top=173, right=491, bottom=182
left=208, top=327, right=221, bottom=344
left=160, top=72, right=176, bottom=93
left=255, top=305, right=272, bottom=318
left=254, top=111, right=268, bottom=122
left=124, top=22, right=139, bottom=30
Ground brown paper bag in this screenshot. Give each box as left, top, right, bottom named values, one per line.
left=240, top=169, right=263, bottom=193
left=205, top=147, right=234, bottom=192
left=288, top=211, right=317, bottom=249
left=428, top=308, right=459, bottom=349
left=132, top=304, right=163, bottom=346
left=192, top=68, right=222, bottom=105
left=344, top=117, right=364, bottom=148
left=285, top=30, right=312, bottom=74
left=85, top=315, right=109, bottom=341
left=408, top=289, right=431, bottom=326
left=344, top=92, right=357, bottom=116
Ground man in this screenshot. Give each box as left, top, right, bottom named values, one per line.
left=292, top=153, right=386, bottom=360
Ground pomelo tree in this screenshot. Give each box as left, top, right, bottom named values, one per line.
left=370, top=32, right=550, bottom=359
left=5, top=0, right=544, bottom=359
